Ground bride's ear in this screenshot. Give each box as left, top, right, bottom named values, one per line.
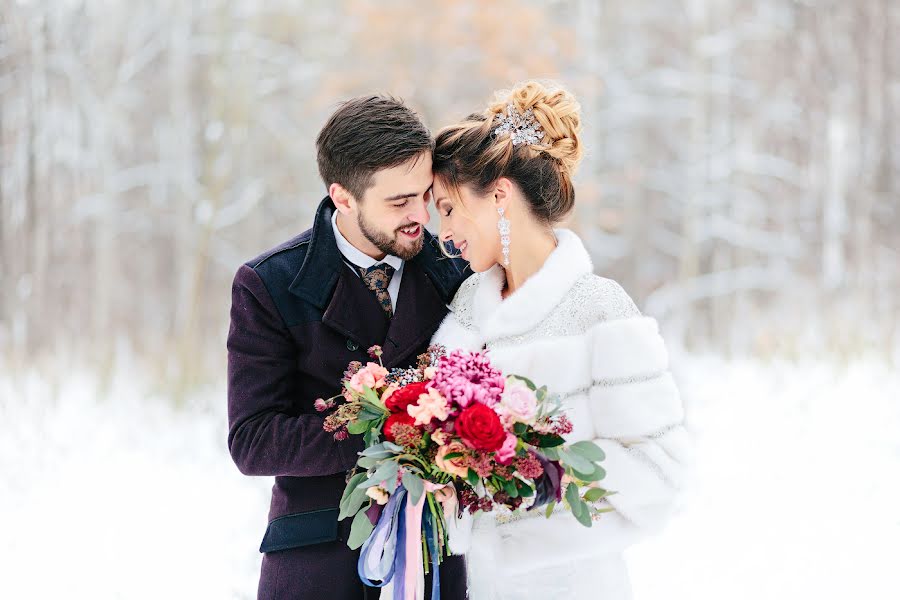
left=492, top=177, right=514, bottom=211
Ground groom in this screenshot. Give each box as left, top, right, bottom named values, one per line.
left=227, top=96, right=471, bottom=599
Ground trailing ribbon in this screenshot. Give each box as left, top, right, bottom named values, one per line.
left=357, top=481, right=458, bottom=600
left=357, top=487, right=407, bottom=587
left=403, top=485, right=427, bottom=599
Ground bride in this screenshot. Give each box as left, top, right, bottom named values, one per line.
left=429, top=81, right=690, bottom=599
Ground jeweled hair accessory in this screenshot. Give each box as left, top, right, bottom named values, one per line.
left=492, top=103, right=544, bottom=146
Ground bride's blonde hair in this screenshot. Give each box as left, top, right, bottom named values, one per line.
left=433, top=80, right=583, bottom=225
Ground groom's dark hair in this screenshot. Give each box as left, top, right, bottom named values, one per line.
left=316, top=95, right=433, bottom=201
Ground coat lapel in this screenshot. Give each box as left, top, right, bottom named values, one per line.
left=381, top=262, right=448, bottom=369
left=322, top=263, right=390, bottom=350
left=288, top=196, right=469, bottom=366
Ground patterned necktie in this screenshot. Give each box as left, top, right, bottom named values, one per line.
left=359, top=263, right=395, bottom=317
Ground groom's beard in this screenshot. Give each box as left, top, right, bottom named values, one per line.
left=357, top=210, right=424, bottom=261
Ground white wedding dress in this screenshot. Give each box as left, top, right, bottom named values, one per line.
left=431, top=229, right=690, bottom=600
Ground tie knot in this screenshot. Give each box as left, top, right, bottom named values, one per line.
left=359, top=263, right=395, bottom=290
left=359, top=264, right=396, bottom=317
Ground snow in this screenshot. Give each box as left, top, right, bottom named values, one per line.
left=2, top=355, right=899, bottom=599
left=629, top=354, right=900, bottom=600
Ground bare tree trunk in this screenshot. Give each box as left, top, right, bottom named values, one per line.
left=679, top=0, right=709, bottom=349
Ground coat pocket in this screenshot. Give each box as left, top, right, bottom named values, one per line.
left=259, top=507, right=340, bottom=553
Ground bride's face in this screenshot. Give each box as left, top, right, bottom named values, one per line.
left=433, top=179, right=501, bottom=273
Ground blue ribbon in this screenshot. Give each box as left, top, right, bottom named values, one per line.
left=357, top=484, right=442, bottom=600
left=357, top=486, right=407, bottom=588
left=423, top=507, right=441, bottom=600
left=393, top=498, right=407, bottom=600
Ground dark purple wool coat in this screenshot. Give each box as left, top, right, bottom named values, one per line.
left=227, top=197, right=471, bottom=599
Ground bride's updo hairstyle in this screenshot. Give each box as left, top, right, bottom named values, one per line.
left=433, top=80, right=584, bottom=225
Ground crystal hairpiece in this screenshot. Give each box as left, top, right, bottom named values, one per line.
left=492, top=103, right=544, bottom=147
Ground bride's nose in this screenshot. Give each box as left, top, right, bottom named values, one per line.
left=439, top=227, right=452, bottom=243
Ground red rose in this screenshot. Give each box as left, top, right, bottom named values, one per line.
left=455, top=403, right=506, bottom=452
left=385, top=381, right=429, bottom=414
left=383, top=411, right=416, bottom=443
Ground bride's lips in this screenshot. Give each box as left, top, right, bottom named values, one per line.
left=456, top=240, right=468, bottom=258
left=398, top=224, right=422, bottom=240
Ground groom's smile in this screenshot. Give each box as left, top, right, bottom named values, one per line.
left=335, top=150, right=434, bottom=262
left=398, top=223, right=422, bottom=240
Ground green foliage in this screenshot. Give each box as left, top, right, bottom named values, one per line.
left=347, top=509, right=375, bottom=550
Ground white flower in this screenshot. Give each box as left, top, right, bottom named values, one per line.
left=365, top=486, right=390, bottom=505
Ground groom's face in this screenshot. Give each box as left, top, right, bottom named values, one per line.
left=354, top=152, right=434, bottom=261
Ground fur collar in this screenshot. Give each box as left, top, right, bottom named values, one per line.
left=473, top=229, right=594, bottom=340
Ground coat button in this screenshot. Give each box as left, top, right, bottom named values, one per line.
left=346, top=339, right=359, bottom=351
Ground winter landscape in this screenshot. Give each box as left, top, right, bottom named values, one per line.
left=2, top=1, right=898, bottom=599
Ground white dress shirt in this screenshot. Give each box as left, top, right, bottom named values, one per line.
left=331, top=210, right=404, bottom=313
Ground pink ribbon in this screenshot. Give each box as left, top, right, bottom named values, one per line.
left=401, top=482, right=457, bottom=600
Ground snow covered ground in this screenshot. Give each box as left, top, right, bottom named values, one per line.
left=2, top=354, right=899, bottom=599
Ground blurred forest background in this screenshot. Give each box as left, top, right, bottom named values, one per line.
left=1, top=0, right=898, bottom=388
left=2, top=3, right=899, bottom=599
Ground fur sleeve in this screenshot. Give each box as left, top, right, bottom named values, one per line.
left=585, top=289, right=691, bottom=534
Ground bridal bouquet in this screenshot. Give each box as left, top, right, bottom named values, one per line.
left=318, top=344, right=612, bottom=599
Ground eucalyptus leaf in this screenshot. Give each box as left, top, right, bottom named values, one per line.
left=559, top=448, right=594, bottom=473
left=361, top=460, right=399, bottom=488
left=539, top=446, right=561, bottom=461
left=572, top=463, right=607, bottom=483
left=356, top=455, right=381, bottom=469
left=347, top=508, right=376, bottom=550
left=583, top=487, right=611, bottom=503
left=360, top=442, right=403, bottom=457
left=565, top=482, right=581, bottom=509
left=339, top=472, right=369, bottom=513
left=402, top=471, right=424, bottom=505
left=544, top=501, right=557, bottom=519
left=569, top=440, right=606, bottom=462
left=339, top=485, right=371, bottom=520
left=573, top=501, right=593, bottom=527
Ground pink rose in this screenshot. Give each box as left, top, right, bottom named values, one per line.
left=495, top=432, right=518, bottom=465
left=499, top=378, right=537, bottom=425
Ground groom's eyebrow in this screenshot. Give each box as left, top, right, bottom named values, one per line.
left=384, top=192, right=418, bottom=201
left=384, top=184, right=433, bottom=202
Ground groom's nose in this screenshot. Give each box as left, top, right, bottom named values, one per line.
left=408, top=197, right=430, bottom=226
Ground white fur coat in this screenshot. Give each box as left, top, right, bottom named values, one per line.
left=431, top=229, right=690, bottom=600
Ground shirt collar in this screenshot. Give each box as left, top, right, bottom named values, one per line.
left=331, top=210, right=404, bottom=272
